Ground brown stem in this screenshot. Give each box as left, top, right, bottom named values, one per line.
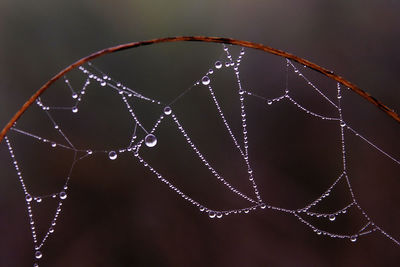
left=0, top=36, right=398, bottom=143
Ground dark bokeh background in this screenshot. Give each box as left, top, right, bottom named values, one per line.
left=0, top=0, right=399, bottom=266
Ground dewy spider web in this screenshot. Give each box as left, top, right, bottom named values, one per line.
left=1, top=41, right=399, bottom=265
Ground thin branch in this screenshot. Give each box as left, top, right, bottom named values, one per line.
left=0, top=36, right=398, bottom=143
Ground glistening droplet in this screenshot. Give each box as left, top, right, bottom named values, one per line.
left=208, top=211, right=216, bottom=218
left=215, top=61, right=222, bottom=69
left=145, top=134, right=157, bottom=148
left=350, top=235, right=357, bottom=242
left=329, top=214, right=336, bottom=221
left=59, top=191, right=67, bottom=200
left=163, top=106, right=172, bottom=115
left=201, top=76, right=210, bottom=85
left=72, top=107, right=78, bottom=113
left=108, top=151, right=117, bottom=160
left=35, top=251, right=42, bottom=259
left=26, top=194, right=33, bottom=202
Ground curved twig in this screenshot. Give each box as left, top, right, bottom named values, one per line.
left=0, top=36, right=398, bottom=143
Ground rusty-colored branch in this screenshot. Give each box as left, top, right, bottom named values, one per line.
left=0, top=36, right=398, bottom=143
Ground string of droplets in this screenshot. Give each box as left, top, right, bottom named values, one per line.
left=3, top=44, right=400, bottom=265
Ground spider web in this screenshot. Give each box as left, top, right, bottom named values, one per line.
left=1, top=44, right=399, bottom=265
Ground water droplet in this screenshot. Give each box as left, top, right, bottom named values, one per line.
left=239, top=89, right=244, bottom=95
left=59, top=191, right=67, bottom=200
left=54, top=125, right=59, bottom=129
left=216, top=212, right=223, bottom=218
left=208, top=69, right=213, bottom=74
left=317, top=230, right=322, bottom=235
left=36, top=197, right=42, bottom=203
left=108, top=151, right=117, bottom=160
left=340, top=121, right=346, bottom=127
left=260, top=203, right=267, bottom=209
left=199, top=206, right=205, bottom=212
left=26, top=194, right=32, bottom=202
left=49, top=227, right=54, bottom=233
left=103, top=75, right=108, bottom=80
left=35, top=250, right=42, bottom=259
left=329, top=214, right=336, bottom=221
left=201, top=76, right=210, bottom=86
left=267, top=100, right=273, bottom=105
left=163, top=106, right=172, bottom=115
left=72, top=107, right=78, bottom=113
left=51, top=142, right=57, bottom=148
left=350, top=235, right=357, bottom=242
left=240, top=50, right=245, bottom=56
left=145, top=134, right=157, bottom=147
left=208, top=211, right=216, bottom=218
left=72, top=93, right=78, bottom=99
left=215, top=61, right=222, bottom=69
left=87, top=150, right=93, bottom=155
left=34, top=263, right=39, bottom=267
left=100, top=81, right=106, bottom=87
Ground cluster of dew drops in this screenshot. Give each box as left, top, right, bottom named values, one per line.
left=103, top=58, right=217, bottom=162
left=106, top=107, right=173, bottom=161
left=71, top=56, right=225, bottom=163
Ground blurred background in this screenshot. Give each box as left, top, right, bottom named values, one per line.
left=0, top=0, right=399, bottom=266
